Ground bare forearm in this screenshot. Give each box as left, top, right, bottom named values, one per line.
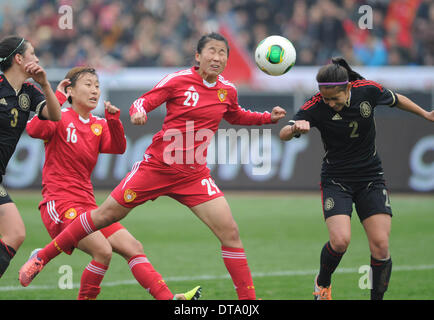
left=41, top=82, right=61, bottom=121
left=395, top=93, right=431, bottom=120
left=279, top=125, right=297, bottom=141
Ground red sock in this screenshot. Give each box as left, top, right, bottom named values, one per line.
left=38, top=212, right=97, bottom=264
left=78, top=260, right=108, bottom=300
left=221, top=246, right=256, bottom=300
left=128, top=254, right=174, bottom=300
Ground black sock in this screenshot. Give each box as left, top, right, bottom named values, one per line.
left=370, top=256, right=392, bottom=300
left=0, top=239, right=16, bottom=277
left=317, top=241, right=345, bottom=287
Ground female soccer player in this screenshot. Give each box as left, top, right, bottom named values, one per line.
left=20, top=32, right=286, bottom=300
left=25, top=66, right=200, bottom=300
left=279, top=57, right=434, bottom=300
left=0, top=35, right=61, bottom=278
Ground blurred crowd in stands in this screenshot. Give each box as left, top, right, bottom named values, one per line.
left=0, top=0, right=433, bottom=69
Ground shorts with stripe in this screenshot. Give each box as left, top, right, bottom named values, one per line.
left=110, top=155, right=224, bottom=209
left=40, top=200, right=125, bottom=254
left=320, top=177, right=393, bottom=222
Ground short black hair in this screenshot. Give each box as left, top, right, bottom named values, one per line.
left=0, top=36, right=28, bottom=72
left=196, top=32, right=230, bottom=56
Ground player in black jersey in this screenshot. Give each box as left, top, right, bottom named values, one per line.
left=280, top=57, right=433, bottom=300
left=0, top=36, right=61, bottom=278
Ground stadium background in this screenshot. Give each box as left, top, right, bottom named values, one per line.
left=0, top=0, right=433, bottom=302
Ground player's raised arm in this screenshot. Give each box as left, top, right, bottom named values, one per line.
left=100, top=101, right=126, bottom=154
left=25, top=62, right=61, bottom=121
left=395, top=93, right=434, bottom=122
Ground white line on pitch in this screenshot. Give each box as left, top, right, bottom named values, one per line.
left=1, top=264, right=433, bottom=292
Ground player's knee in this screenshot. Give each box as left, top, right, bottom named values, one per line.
left=330, top=236, right=350, bottom=253
left=370, top=238, right=389, bottom=259
left=93, top=244, right=112, bottom=266
left=122, top=239, right=144, bottom=260
left=5, top=227, right=26, bottom=250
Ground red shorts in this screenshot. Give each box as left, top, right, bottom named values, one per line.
left=40, top=200, right=125, bottom=254
left=111, top=156, right=224, bottom=208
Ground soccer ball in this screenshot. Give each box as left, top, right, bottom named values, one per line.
left=254, top=35, right=296, bottom=76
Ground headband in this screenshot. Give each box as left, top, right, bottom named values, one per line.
left=317, top=81, right=349, bottom=86
left=0, top=38, right=25, bottom=63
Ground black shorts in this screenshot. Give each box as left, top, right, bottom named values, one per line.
left=320, top=177, right=392, bottom=222
left=0, top=178, right=13, bottom=205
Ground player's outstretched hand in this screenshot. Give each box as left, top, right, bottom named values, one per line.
left=271, top=106, right=286, bottom=122
left=104, top=101, right=120, bottom=114
left=131, top=111, right=147, bottom=125
left=424, top=109, right=434, bottom=122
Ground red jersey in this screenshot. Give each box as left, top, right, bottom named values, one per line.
left=130, top=66, right=273, bottom=174
left=26, top=107, right=126, bottom=206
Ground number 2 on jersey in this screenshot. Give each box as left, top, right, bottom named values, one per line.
left=201, top=178, right=221, bottom=196
left=184, top=91, right=199, bottom=107
left=66, top=127, right=77, bottom=143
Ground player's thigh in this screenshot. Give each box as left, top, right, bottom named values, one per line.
left=362, top=213, right=391, bottom=258
left=0, top=202, right=25, bottom=249
left=190, top=196, right=241, bottom=245
left=325, top=214, right=352, bottom=252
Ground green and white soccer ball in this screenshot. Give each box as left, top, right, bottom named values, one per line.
left=255, top=35, right=296, bottom=76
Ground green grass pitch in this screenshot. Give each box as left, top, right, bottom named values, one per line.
left=1, top=190, right=433, bottom=300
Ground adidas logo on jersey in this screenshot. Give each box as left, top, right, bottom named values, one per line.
left=0, top=98, right=7, bottom=105
left=68, top=122, right=76, bottom=128
left=187, top=86, right=196, bottom=92
left=332, top=113, right=342, bottom=120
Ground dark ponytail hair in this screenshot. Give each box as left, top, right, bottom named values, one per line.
left=316, top=57, right=364, bottom=91
left=0, top=36, right=28, bottom=72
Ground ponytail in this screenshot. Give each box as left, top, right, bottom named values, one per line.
left=331, top=57, right=364, bottom=81
left=316, top=57, right=364, bottom=91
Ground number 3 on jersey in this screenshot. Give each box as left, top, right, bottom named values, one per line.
left=66, top=127, right=77, bottom=143
left=201, top=177, right=221, bottom=196
left=184, top=90, right=199, bottom=107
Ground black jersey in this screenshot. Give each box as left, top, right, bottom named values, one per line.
left=0, top=74, right=46, bottom=176
left=294, top=80, right=398, bottom=181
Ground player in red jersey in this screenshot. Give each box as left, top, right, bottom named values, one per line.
left=0, top=36, right=61, bottom=279
left=19, top=33, right=286, bottom=299
left=24, top=66, right=200, bottom=300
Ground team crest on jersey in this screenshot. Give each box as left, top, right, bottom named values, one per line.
left=217, top=89, right=227, bottom=102
left=64, top=208, right=77, bottom=220
left=91, top=123, right=103, bottom=136
left=0, top=185, right=8, bottom=197
left=124, top=189, right=137, bottom=203
left=359, top=101, right=372, bottom=118
left=18, top=93, right=30, bottom=111
left=324, top=197, right=335, bottom=211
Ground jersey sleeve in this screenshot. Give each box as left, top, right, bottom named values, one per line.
left=129, top=76, right=173, bottom=117
left=293, top=93, right=321, bottom=128
left=25, top=82, right=47, bottom=119
left=26, top=114, right=57, bottom=140
left=365, top=81, right=398, bottom=107
left=99, top=109, right=127, bottom=154
left=223, top=89, right=272, bottom=125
